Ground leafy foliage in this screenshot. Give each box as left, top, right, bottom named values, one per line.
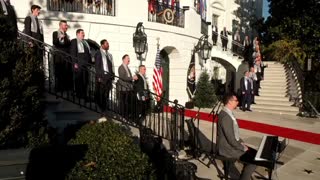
left=193, top=71, right=217, bottom=108
left=264, top=39, right=306, bottom=65
left=0, top=13, right=48, bottom=148
left=67, top=122, right=154, bottom=179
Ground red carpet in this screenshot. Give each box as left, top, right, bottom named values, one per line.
left=165, top=106, right=320, bottom=145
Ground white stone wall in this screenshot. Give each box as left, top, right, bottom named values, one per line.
left=12, top=0, right=239, bottom=105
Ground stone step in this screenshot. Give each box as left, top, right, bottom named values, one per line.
left=260, top=86, right=287, bottom=91
left=260, top=82, right=288, bottom=87
left=259, top=89, right=287, bottom=94
left=251, top=104, right=299, bottom=112
left=261, top=79, right=287, bottom=83
left=263, top=76, right=287, bottom=79
left=258, top=92, right=287, bottom=97
left=250, top=108, right=298, bottom=116
left=255, top=96, right=290, bottom=102
left=254, top=99, right=294, bottom=106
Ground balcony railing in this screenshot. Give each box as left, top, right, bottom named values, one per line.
left=148, top=1, right=185, bottom=28
left=47, top=0, right=116, bottom=16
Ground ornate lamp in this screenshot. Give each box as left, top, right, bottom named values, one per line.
left=195, top=35, right=212, bottom=64
left=133, top=22, right=148, bottom=65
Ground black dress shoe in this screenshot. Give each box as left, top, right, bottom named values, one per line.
left=246, top=109, right=252, bottom=112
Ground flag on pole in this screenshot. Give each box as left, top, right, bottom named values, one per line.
left=152, top=46, right=163, bottom=101
left=187, top=52, right=196, bottom=99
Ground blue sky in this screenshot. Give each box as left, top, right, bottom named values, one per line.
left=263, top=0, right=270, bottom=18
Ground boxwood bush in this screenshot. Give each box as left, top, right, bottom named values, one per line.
left=67, top=121, right=155, bottom=179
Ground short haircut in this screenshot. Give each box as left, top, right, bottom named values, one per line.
left=222, top=93, right=236, bottom=105
left=76, top=29, right=84, bottom=34
left=122, top=54, right=129, bottom=60
left=139, top=65, right=145, bottom=69
left=31, top=5, right=41, bottom=12
left=59, top=20, right=67, bottom=25
left=243, top=70, right=248, bottom=75
left=100, top=39, right=107, bottom=46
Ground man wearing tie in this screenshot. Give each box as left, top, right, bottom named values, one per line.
left=70, top=29, right=92, bottom=101
left=52, top=20, right=71, bottom=92
left=95, top=39, right=114, bottom=115
left=134, top=65, right=150, bottom=123
left=240, top=71, right=253, bottom=111
left=117, top=55, right=138, bottom=119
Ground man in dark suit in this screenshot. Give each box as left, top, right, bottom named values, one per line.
left=95, top=39, right=114, bottom=115
left=0, top=0, right=17, bottom=40
left=52, top=20, right=71, bottom=92
left=70, top=29, right=92, bottom=101
left=220, top=27, right=230, bottom=51
left=240, top=71, right=253, bottom=111
left=117, top=54, right=138, bottom=118
left=24, top=4, right=44, bottom=57
left=134, top=65, right=150, bottom=123
left=212, top=25, right=218, bottom=45
left=24, top=5, right=43, bottom=44
left=217, top=93, right=257, bottom=180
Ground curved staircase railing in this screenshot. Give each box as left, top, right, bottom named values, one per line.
left=17, top=31, right=186, bottom=152
left=285, top=60, right=320, bottom=118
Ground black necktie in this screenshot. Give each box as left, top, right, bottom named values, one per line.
left=106, top=55, right=113, bottom=75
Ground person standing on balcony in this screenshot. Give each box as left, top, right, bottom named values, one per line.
left=240, top=71, right=253, bottom=112
left=220, top=27, right=229, bottom=51
left=217, top=93, right=257, bottom=180
left=148, top=0, right=157, bottom=22
left=243, top=35, right=252, bottom=66
left=52, top=20, right=71, bottom=93
left=24, top=5, right=44, bottom=57
left=117, top=55, right=138, bottom=119
left=70, top=29, right=92, bottom=101
left=212, top=24, right=218, bottom=45
left=94, top=39, right=114, bottom=116
left=134, top=65, right=150, bottom=124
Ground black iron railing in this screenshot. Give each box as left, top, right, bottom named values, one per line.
left=18, top=31, right=186, bottom=152
left=47, top=0, right=116, bottom=16
left=148, top=1, right=185, bottom=28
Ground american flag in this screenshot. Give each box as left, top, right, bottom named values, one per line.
left=152, top=47, right=163, bottom=101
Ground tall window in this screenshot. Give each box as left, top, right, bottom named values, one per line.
left=212, top=14, right=218, bottom=27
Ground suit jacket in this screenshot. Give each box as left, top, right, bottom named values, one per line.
left=217, top=110, right=245, bottom=159
left=134, top=73, right=149, bottom=100
left=117, top=64, right=133, bottom=91
left=240, top=77, right=252, bottom=94
left=52, top=31, right=71, bottom=53
left=95, top=50, right=114, bottom=82
left=0, top=1, right=17, bottom=37
left=24, top=16, right=43, bottom=42
left=70, top=38, right=91, bottom=66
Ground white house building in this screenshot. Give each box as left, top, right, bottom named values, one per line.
left=12, top=0, right=246, bottom=105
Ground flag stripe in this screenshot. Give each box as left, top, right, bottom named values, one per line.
left=153, top=47, right=163, bottom=101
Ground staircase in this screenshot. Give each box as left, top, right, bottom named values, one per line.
left=252, top=61, right=299, bottom=116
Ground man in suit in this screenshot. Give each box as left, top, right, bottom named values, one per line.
left=212, top=25, right=218, bottom=45
left=52, top=20, right=71, bottom=93
left=24, top=4, right=44, bottom=57
left=220, top=27, right=229, bottom=51
left=240, top=71, right=253, bottom=111
left=24, top=5, right=43, bottom=45
left=134, top=65, right=150, bottom=123
left=217, top=93, right=257, bottom=180
left=117, top=54, right=138, bottom=119
left=95, top=39, right=114, bottom=115
left=0, top=0, right=17, bottom=40
left=70, top=29, right=92, bottom=101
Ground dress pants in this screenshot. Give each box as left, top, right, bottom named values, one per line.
left=239, top=147, right=257, bottom=180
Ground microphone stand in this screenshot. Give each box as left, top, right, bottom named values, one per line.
left=209, top=96, right=223, bottom=155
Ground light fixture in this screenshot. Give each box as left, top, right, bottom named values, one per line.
left=133, top=22, right=148, bottom=65
left=195, top=35, right=212, bottom=63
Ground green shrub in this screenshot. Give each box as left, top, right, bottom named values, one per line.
left=194, top=70, right=217, bottom=108
left=67, top=122, right=154, bottom=180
